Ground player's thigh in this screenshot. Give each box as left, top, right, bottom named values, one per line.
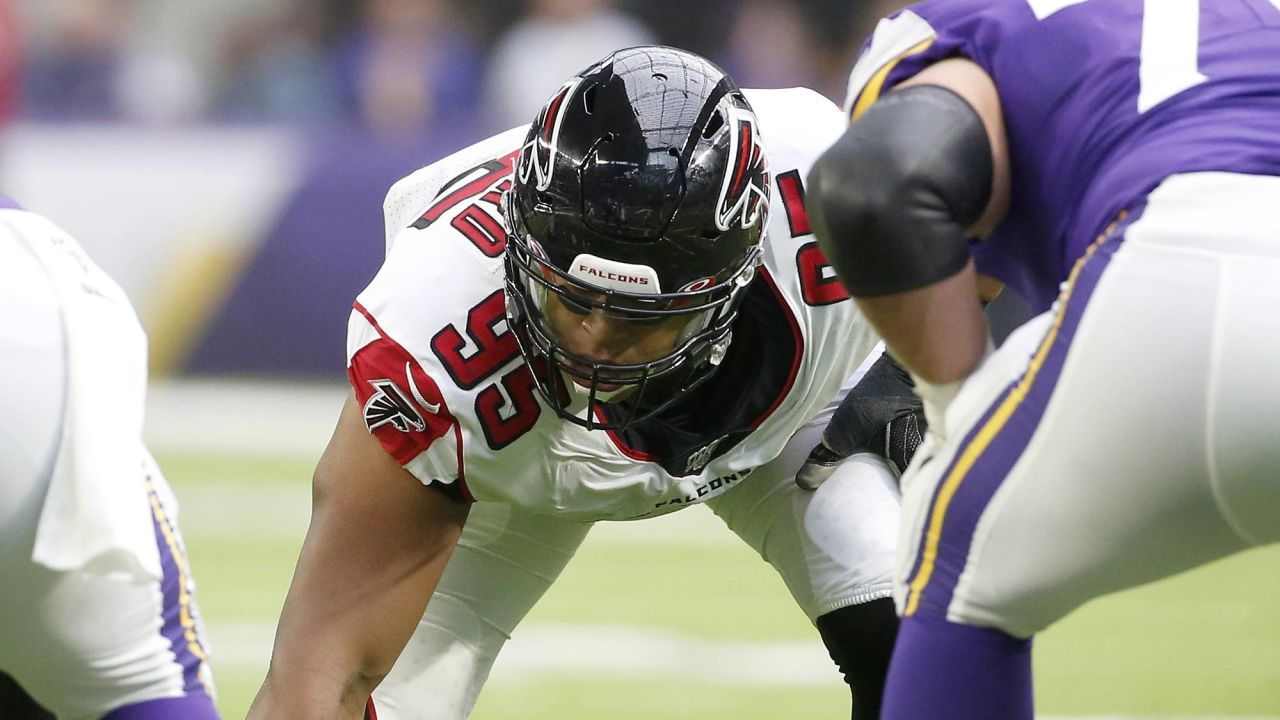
left=1205, top=255, right=1280, bottom=546
left=0, top=225, right=217, bottom=718
left=709, top=416, right=901, bottom=622
left=1130, top=172, right=1280, bottom=547
left=0, top=236, right=64, bottom=534
left=372, top=503, right=592, bottom=720
left=897, top=211, right=1268, bottom=637
left=0, top=468, right=214, bottom=720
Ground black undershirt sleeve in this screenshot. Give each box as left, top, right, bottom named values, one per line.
left=806, top=84, right=994, bottom=297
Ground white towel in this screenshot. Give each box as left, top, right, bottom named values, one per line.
left=2, top=209, right=162, bottom=581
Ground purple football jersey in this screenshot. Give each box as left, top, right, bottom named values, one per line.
left=851, top=0, right=1280, bottom=311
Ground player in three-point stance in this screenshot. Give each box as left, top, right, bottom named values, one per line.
left=248, top=46, right=929, bottom=720
left=807, top=1, right=1280, bottom=717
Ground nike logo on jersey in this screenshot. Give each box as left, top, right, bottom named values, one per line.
left=685, top=435, right=729, bottom=474
left=363, top=378, right=427, bottom=433
left=404, top=362, right=442, bottom=415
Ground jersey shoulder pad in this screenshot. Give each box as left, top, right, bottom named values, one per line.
left=744, top=86, right=842, bottom=126
left=742, top=89, right=852, bottom=310
left=843, top=10, right=940, bottom=120
left=383, top=126, right=528, bottom=254
left=743, top=87, right=846, bottom=172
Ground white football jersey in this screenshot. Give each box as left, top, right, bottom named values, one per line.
left=347, top=88, right=880, bottom=521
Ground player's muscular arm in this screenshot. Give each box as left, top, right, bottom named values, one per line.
left=248, top=394, right=469, bottom=720
left=808, top=58, right=1010, bottom=386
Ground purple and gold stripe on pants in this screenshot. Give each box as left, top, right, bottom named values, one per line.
left=902, top=213, right=1133, bottom=619
left=146, top=476, right=214, bottom=699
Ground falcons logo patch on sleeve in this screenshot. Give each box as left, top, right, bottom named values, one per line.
left=348, top=332, right=455, bottom=466
left=363, top=378, right=427, bottom=433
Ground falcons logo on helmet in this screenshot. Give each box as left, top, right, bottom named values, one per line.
left=518, top=77, right=584, bottom=192
left=715, top=107, right=771, bottom=232
left=363, top=378, right=427, bottom=433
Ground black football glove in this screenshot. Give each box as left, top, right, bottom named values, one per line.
left=796, top=351, right=927, bottom=490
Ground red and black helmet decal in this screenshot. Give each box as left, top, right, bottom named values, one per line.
left=714, top=106, right=771, bottom=233
left=518, top=77, right=584, bottom=192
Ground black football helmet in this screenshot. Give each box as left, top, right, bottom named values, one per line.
left=504, top=46, right=771, bottom=431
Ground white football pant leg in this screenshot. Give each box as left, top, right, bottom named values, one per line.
left=371, top=503, right=591, bottom=720
left=894, top=172, right=1280, bottom=638
left=0, top=236, right=214, bottom=720
left=708, top=395, right=901, bottom=621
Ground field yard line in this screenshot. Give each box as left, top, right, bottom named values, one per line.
left=203, top=620, right=1280, bottom=720
left=174, top=478, right=741, bottom=546
left=206, top=620, right=835, bottom=685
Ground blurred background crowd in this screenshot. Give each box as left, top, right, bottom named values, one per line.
left=6, top=0, right=904, bottom=134
left=0, top=0, right=908, bottom=381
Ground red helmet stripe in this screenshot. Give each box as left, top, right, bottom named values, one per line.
left=542, top=88, right=569, bottom=142
left=730, top=120, right=753, bottom=197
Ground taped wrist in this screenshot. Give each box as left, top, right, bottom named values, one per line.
left=807, top=84, right=994, bottom=297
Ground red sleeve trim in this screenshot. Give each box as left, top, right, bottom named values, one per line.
left=351, top=301, right=472, bottom=501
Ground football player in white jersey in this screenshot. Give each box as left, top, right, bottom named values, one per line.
left=0, top=197, right=219, bottom=719
left=250, top=46, right=920, bottom=720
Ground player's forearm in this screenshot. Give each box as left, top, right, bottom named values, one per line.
left=246, top=525, right=455, bottom=720
left=250, top=395, right=471, bottom=720
left=854, top=264, right=990, bottom=385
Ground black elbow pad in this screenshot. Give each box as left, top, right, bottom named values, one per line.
left=807, top=85, right=994, bottom=297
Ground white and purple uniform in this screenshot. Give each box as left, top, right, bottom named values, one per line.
left=0, top=200, right=218, bottom=720
left=344, top=89, right=900, bottom=720
left=844, top=1, right=1280, bottom=716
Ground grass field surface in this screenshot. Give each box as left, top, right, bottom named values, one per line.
left=149, top=382, right=1280, bottom=719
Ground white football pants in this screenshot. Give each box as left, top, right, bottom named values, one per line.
left=894, top=172, right=1280, bottom=638
left=0, top=220, right=216, bottom=719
